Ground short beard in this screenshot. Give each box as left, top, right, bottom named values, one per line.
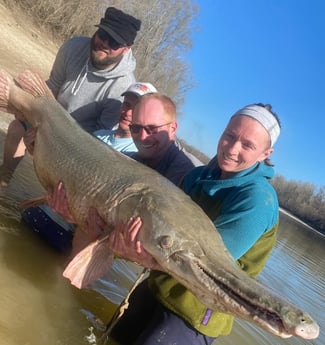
left=90, top=35, right=124, bottom=70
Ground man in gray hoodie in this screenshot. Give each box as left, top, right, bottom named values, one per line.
left=1, top=7, right=141, bottom=183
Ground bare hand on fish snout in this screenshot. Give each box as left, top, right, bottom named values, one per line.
left=108, top=217, right=162, bottom=270
left=48, top=181, right=76, bottom=223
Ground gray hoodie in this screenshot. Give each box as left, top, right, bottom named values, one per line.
left=47, top=36, right=136, bottom=132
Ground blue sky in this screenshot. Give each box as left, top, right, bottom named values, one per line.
left=177, top=0, right=325, bottom=188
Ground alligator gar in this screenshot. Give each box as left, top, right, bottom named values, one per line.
left=0, top=69, right=319, bottom=340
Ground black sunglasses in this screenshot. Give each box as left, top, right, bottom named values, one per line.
left=129, top=122, right=173, bottom=135
left=96, top=28, right=125, bottom=50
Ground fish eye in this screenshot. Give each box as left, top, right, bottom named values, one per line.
left=159, top=235, right=173, bottom=249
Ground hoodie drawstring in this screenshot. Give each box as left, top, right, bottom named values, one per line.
left=71, top=58, right=89, bottom=95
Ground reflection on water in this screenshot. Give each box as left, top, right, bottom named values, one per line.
left=0, top=158, right=324, bottom=344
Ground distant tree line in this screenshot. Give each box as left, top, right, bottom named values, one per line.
left=178, top=138, right=210, bottom=165
left=271, top=175, right=325, bottom=234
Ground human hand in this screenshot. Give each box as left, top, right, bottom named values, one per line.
left=23, top=127, right=36, bottom=155
left=108, top=217, right=161, bottom=270
left=48, top=181, right=76, bottom=223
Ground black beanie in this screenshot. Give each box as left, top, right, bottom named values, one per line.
left=96, top=7, right=141, bottom=46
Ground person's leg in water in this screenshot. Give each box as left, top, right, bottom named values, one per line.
left=0, top=119, right=26, bottom=185
left=21, top=206, right=74, bottom=253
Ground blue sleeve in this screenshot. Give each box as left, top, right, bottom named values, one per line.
left=214, top=183, right=278, bottom=260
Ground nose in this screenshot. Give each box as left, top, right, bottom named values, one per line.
left=138, top=127, right=150, bottom=140
left=125, top=107, right=133, bottom=117
left=97, top=35, right=109, bottom=48
left=121, top=106, right=132, bottom=118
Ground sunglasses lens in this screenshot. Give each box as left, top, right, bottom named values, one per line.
left=110, top=40, right=120, bottom=50
left=129, top=124, right=141, bottom=134
left=129, top=123, right=170, bottom=135
left=97, top=29, right=109, bottom=41
left=97, top=29, right=123, bottom=50
left=129, top=125, right=154, bottom=135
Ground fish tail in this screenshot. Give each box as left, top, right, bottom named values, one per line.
left=63, top=235, right=114, bottom=289
left=16, top=70, right=54, bottom=98
left=0, top=69, right=33, bottom=121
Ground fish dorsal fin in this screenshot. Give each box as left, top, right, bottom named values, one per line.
left=15, top=70, right=54, bottom=98
left=63, top=235, right=114, bottom=289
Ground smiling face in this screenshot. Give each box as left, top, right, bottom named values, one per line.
left=90, top=31, right=130, bottom=69
left=217, top=115, right=273, bottom=179
left=118, top=93, right=139, bottom=132
left=131, top=96, right=177, bottom=161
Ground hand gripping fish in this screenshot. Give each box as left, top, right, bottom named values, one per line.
left=0, top=69, right=319, bottom=340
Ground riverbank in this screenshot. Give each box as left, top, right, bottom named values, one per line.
left=280, top=207, right=324, bottom=237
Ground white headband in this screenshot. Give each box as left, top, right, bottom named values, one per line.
left=232, top=105, right=280, bottom=146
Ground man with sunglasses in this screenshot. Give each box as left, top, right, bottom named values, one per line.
left=1, top=7, right=141, bottom=184
left=129, top=93, right=203, bottom=185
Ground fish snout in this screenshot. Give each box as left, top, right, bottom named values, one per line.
left=293, top=317, right=320, bottom=340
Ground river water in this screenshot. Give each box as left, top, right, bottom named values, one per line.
left=0, top=159, right=324, bottom=345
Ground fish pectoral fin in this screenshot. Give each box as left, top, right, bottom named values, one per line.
left=63, top=236, right=114, bottom=289
left=20, top=195, right=48, bottom=210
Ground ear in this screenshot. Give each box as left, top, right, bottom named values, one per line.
left=122, top=47, right=131, bottom=54
left=259, top=147, right=274, bottom=162
left=170, top=121, right=178, bottom=135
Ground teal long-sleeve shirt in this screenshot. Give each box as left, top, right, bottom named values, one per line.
left=182, top=156, right=279, bottom=260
